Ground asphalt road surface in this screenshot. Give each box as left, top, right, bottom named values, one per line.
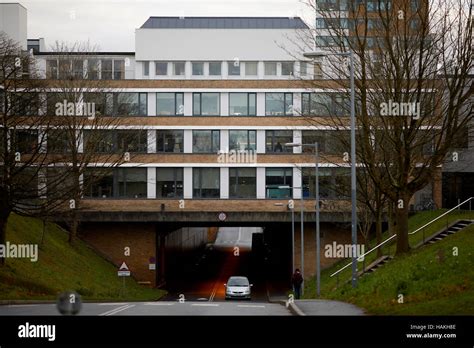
left=0, top=301, right=291, bottom=316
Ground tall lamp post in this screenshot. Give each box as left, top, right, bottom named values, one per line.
left=303, top=50, right=358, bottom=288
left=285, top=143, right=320, bottom=296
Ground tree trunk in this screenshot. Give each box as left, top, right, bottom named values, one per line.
left=0, top=210, right=10, bottom=266
left=395, top=200, right=410, bottom=255
left=68, top=211, right=78, bottom=245
left=376, top=207, right=383, bottom=257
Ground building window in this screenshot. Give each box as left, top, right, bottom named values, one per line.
left=229, top=93, right=256, bottom=116
left=209, top=62, right=222, bottom=76
left=229, top=168, right=256, bottom=198
left=281, top=62, right=294, bottom=76
left=229, top=130, right=256, bottom=152
left=117, top=168, right=147, bottom=198
left=73, top=60, right=84, bottom=79
left=47, top=130, right=71, bottom=154
left=245, top=62, right=258, bottom=76
left=266, top=168, right=292, bottom=199
left=228, top=61, right=241, bottom=76
left=13, top=130, right=38, bottom=154
left=304, top=167, right=350, bottom=199
left=115, top=93, right=147, bottom=116
left=193, top=130, right=220, bottom=153
left=156, top=93, right=184, bottom=116
left=302, top=130, right=350, bottom=155
left=265, top=93, right=293, bottom=116
left=84, top=130, right=115, bottom=154
left=173, top=62, right=185, bottom=76
left=266, top=130, right=293, bottom=153
left=313, top=62, right=323, bottom=78
left=192, top=62, right=204, bottom=76
left=113, top=60, right=125, bottom=80
left=193, top=93, right=220, bottom=116
left=84, top=169, right=114, bottom=198
left=87, top=59, right=99, bottom=80
left=302, top=93, right=349, bottom=116
left=84, top=130, right=147, bottom=153
left=142, top=61, right=150, bottom=76
left=264, top=62, right=277, bottom=76
left=116, top=130, right=147, bottom=153
left=193, top=168, right=220, bottom=198
left=102, top=59, right=113, bottom=79
left=46, top=59, right=58, bottom=79
left=12, top=93, right=39, bottom=116
left=155, top=62, right=168, bottom=76
left=157, top=168, right=183, bottom=198
left=156, top=130, right=184, bottom=153
left=300, top=61, right=308, bottom=76
left=83, top=92, right=112, bottom=116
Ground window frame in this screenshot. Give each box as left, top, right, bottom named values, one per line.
left=156, top=167, right=184, bottom=199
left=156, top=92, right=184, bottom=116
left=228, top=93, right=257, bottom=116
left=265, top=92, right=294, bottom=116
left=156, top=130, right=184, bottom=153
left=192, top=130, right=220, bottom=153
left=229, top=167, right=257, bottom=199
left=193, top=167, right=220, bottom=199
left=193, top=92, right=220, bottom=116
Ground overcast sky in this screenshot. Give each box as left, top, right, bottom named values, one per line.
left=6, top=0, right=313, bottom=51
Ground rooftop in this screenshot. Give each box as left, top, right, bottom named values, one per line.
left=140, top=16, right=309, bottom=29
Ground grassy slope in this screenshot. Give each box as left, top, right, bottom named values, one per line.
left=303, top=210, right=474, bottom=315
left=0, top=214, right=166, bottom=301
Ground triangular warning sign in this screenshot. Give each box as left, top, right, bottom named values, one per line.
left=119, top=262, right=129, bottom=271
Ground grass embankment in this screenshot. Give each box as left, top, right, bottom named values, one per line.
left=303, top=209, right=474, bottom=315
left=0, top=214, right=166, bottom=301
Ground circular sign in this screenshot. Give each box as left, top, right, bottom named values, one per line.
left=218, top=212, right=227, bottom=222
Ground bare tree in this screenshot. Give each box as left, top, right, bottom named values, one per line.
left=296, top=0, right=473, bottom=254
left=41, top=42, right=137, bottom=244
left=0, top=32, right=53, bottom=264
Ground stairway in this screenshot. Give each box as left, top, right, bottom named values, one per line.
left=424, top=220, right=473, bottom=245
left=357, top=219, right=473, bottom=278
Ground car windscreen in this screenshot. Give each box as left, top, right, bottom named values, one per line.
left=228, top=278, right=249, bottom=286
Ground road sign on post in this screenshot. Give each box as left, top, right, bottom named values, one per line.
left=118, top=262, right=131, bottom=277
left=149, top=257, right=156, bottom=270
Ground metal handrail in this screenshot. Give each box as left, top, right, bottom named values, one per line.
left=330, top=196, right=474, bottom=278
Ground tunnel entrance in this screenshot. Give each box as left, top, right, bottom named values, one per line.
left=161, top=226, right=292, bottom=302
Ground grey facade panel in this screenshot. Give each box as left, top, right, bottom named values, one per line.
left=140, top=16, right=309, bottom=29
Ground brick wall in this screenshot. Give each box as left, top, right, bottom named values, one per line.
left=80, top=222, right=157, bottom=286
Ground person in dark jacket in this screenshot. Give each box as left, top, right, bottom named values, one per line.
left=291, top=269, right=303, bottom=299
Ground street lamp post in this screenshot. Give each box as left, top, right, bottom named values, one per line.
left=303, top=50, right=358, bottom=288
left=285, top=143, right=320, bottom=297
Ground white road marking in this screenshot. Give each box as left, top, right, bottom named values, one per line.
left=191, top=303, right=220, bottom=307
left=237, top=304, right=266, bottom=308
left=7, top=304, right=39, bottom=307
left=144, top=302, right=174, bottom=306
left=98, top=303, right=129, bottom=306
left=99, top=304, right=135, bottom=316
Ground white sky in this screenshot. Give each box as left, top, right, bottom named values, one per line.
left=5, top=0, right=314, bottom=51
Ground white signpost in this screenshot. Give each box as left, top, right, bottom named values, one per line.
left=118, top=262, right=131, bottom=277
left=118, top=262, right=130, bottom=298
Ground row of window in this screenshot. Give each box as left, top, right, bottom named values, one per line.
left=316, top=0, right=409, bottom=12
left=143, top=61, right=309, bottom=77
left=84, top=167, right=351, bottom=199
left=46, top=58, right=127, bottom=80
left=316, top=18, right=421, bottom=30
left=9, top=129, right=352, bottom=155
left=11, top=92, right=350, bottom=117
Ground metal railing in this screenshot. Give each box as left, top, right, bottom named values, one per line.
left=330, top=197, right=474, bottom=279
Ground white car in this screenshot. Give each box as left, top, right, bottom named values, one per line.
left=224, top=276, right=252, bottom=300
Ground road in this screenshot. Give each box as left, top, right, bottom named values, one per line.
left=0, top=301, right=291, bottom=316
left=0, top=227, right=292, bottom=316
